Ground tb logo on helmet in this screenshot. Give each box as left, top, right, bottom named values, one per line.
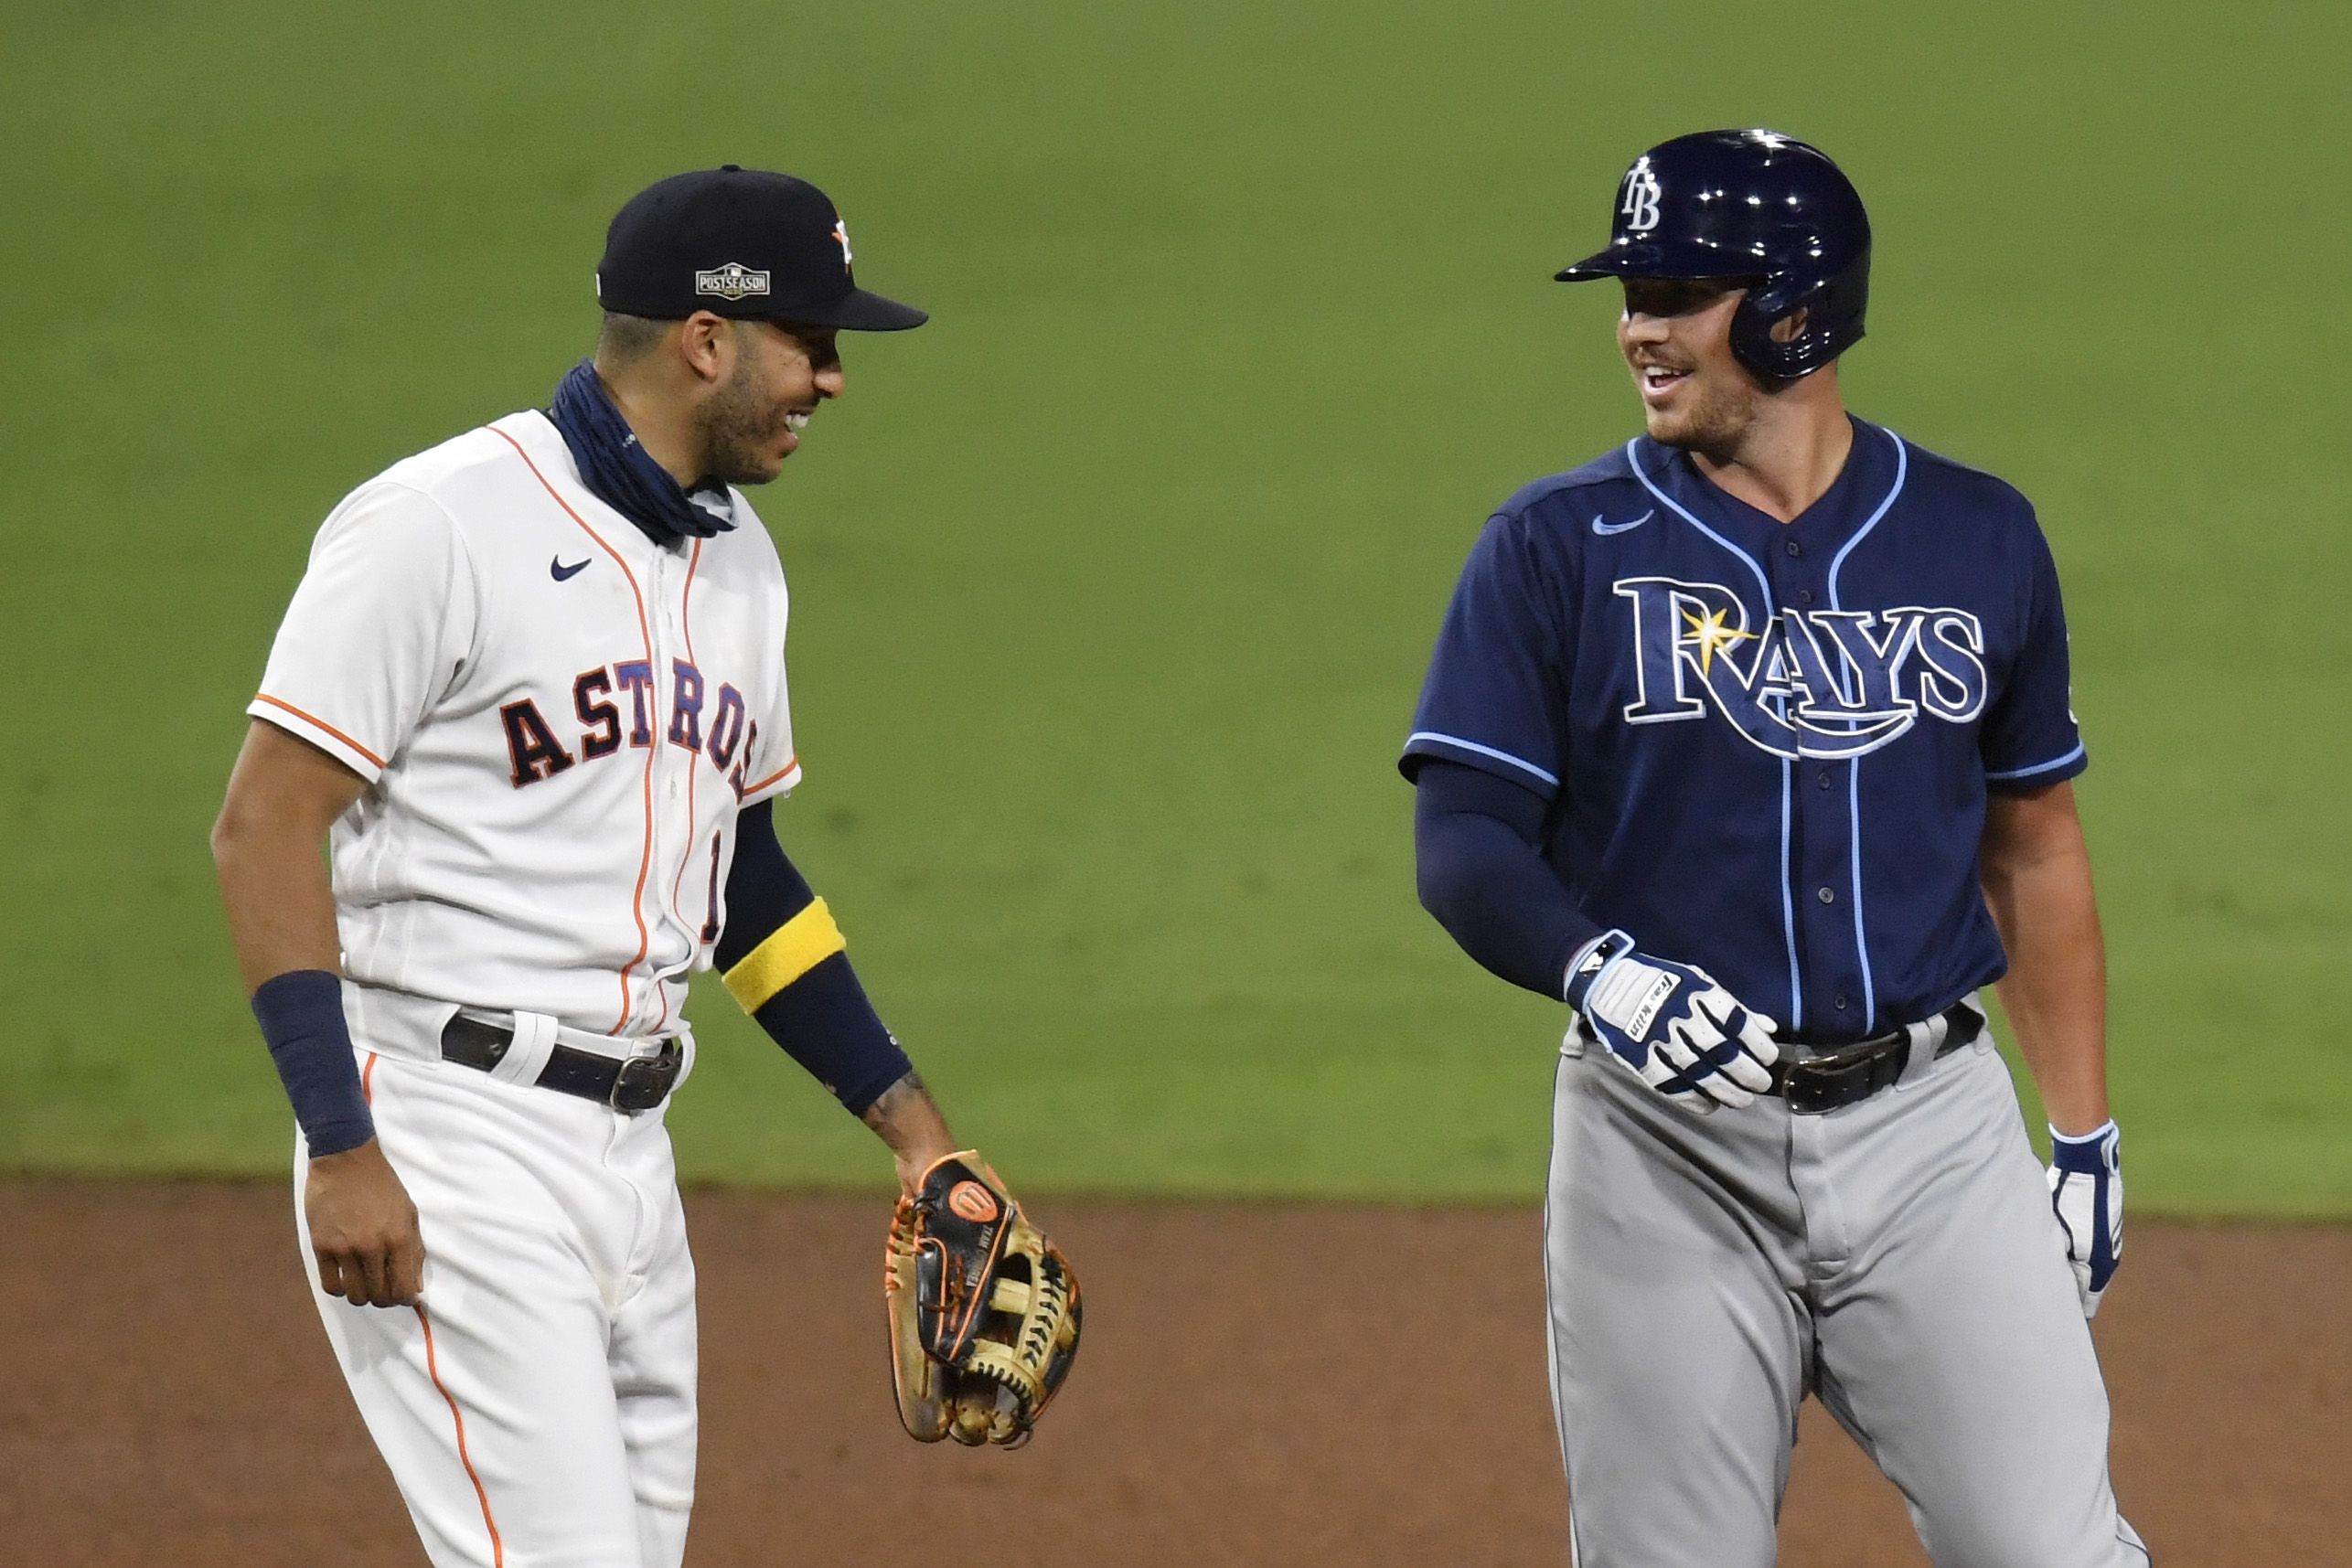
left=1620, top=156, right=1663, bottom=234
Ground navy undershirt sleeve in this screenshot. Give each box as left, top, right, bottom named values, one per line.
left=1413, top=760, right=1603, bottom=1000
left=713, top=800, right=813, bottom=963
left=719, top=800, right=913, bottom=1116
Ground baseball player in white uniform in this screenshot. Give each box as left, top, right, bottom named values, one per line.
left=211, top=167, right=995, bottom=1567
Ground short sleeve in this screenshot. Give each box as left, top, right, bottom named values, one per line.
left=248, top=482, right=477, bottom=781
left=1980, top=517, right=2088, bottom=792
left=735, top=573, right=801, bottom=805
left=1398, top=511, right=1572, bottom=799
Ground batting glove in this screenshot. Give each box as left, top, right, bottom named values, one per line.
left=1564, top=930, right=1779, bottom=1114
left=2047, top=1120, right=2123, bottom=1317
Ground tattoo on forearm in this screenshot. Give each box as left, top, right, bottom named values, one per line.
left=861, top=1071, right=926, bottom=1136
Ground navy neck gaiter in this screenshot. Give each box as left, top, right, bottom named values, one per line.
left=547, top=359, right=736, bottom=546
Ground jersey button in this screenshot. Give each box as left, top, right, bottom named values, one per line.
left=1816, top=886, right=1835, bottom=904
left=1816, top=771, right=1833, bottom=790
left=1798, top=589, right=1816, bottom=604
left=1785, top=540, right=1802, bottom=558
left=1833, top=995, right=1850, bottom=1011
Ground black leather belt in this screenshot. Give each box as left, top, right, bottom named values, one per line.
left=1768, top=1003, right=1983, bottom=1115
left=439, top=1014, right=683, bottom=1114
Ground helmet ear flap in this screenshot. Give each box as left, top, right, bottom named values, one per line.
left=1728, top=280, right=1808, bottom=380
left=1728, top=249, right=1870, bottom=381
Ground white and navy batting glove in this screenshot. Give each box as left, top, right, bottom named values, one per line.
left=2047, top=1120, right=2123, bottom=1317
left=1564, top=930, right=1780, bottom=1114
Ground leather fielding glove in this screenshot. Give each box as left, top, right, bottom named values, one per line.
left=885, top=1151, right=1082, bottom=1446
left=2047, top=1120, right=2122, bottom=1317
left=1566, top=929, right=1780, bottom=1113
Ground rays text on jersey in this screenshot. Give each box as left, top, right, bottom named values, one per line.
left=1613, top=576, right=1988, bottom=761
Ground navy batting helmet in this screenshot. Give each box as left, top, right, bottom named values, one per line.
left=1555, top=129, right=1870, bottom=380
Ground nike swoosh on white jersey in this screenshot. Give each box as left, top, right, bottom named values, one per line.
left=1590, top=508, right=1654, bottom=536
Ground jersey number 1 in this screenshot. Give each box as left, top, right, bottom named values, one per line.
left=699, top=833, right=722, bottom=945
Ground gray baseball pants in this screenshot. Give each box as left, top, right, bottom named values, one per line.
left=1544, top=1012, right=2147, bottom=1566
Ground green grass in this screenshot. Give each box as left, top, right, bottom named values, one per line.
left=5, top=1, right=2347, bottom=1212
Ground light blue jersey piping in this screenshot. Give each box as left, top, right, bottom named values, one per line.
left=1405, top=731, right=1561, bottom=790
left=1986, top=741, right=2086, bottom=782
left=1827, top=428, right=1911, bottom=1035
left=1626, top=442, right=1802, bottom=1029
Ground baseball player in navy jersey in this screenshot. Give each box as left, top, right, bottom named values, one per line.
left=211, top=167, right=1072, bottom=1567
left=1403, top=131, right=2143, bottom=1565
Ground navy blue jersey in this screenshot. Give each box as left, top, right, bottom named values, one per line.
left=1400, top=416, right=2086, bottom=1041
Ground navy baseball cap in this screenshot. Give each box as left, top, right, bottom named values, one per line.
left=595, top=165, right=927, bottom=332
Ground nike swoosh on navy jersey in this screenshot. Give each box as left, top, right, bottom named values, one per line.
left=1590, top=508, right=1654, bottom=536
left=551, top=556, right=592, bottom=581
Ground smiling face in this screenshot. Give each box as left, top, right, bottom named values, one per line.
left=1615, top=275, right=1774, bottom=457
left=696, top=319, right=845, bottom=485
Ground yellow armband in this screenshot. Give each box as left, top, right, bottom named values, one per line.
left=721, top=897, right=847, bottom=1013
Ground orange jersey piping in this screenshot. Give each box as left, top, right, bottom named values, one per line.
left=489, top=423, right=659, bottom=1035
left=415, top=1305, right=506, bottom=1567
left=251, top=694, right=388, bottom=771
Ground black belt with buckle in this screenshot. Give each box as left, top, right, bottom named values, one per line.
left=439, top=1014, right=683, bottom=1113
left=1768, top=1003, right=1982, bottom=1115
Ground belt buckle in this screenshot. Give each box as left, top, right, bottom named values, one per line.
left=1780, top=1034, right=1899, bottom=1115
left=609, top=1041, right=680, bottom=1113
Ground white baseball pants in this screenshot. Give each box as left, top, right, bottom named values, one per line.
left=295, top=1046, right=698, bottom=1568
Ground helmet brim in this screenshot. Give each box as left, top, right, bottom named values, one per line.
left=1554, top=238, right=1771, bottom=283
left=776, top=286, right=929, bottom=332
left=1554, top=248, right=1631, bottom=283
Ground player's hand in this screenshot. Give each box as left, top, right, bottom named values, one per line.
left=1565, top=930, right=1779, bottom=1114
left=305, top=1138, right=426, bottom=1308
left=2047, top=1121, right=2122, bottom=1317
left=892, top=1136, right=961, bottom=1199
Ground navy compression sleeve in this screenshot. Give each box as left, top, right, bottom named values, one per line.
left=1412, top=759, right=1603, bottom=1000
left=715, top=799, right=914, bottom=1115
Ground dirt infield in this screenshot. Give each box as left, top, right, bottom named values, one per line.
left=2, top=1181, right=2345, bottom=1566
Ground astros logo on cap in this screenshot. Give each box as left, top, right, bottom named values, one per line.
left=832, top=219, right=852, bottom=273
left=694, top=261, right=772, bottom=301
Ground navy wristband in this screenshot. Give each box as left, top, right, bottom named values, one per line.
left=251, top=969, right=375, bottom=1157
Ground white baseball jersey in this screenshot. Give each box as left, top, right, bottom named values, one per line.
left=250, top=409, right=800, bottom=1039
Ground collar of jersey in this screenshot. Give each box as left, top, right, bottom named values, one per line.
left=501, top=411, right=705, bottom=563
left=1632, top=415, right=1901, bottom=563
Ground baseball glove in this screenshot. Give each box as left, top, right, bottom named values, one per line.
left=885, top=1151, right=1082, bottom=1446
